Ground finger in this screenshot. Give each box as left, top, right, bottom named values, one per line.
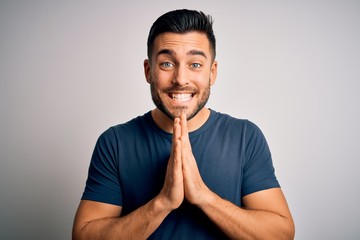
left=180, top=113, right=192, bottom=152
left=172, top=117, right=182, bottom=167
left=180, top=114, right=188, bottom=138
left=172, top=117, right=181, bottom=142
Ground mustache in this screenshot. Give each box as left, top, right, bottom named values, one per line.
left=163, top=86, right=197, bottom=93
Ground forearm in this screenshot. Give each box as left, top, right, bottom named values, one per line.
left=198, top=193, right=294, bottom=240
left=75, top=197, right=170, bottom=240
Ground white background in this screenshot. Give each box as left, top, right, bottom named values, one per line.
left=1, top=1, right=359, bottom=239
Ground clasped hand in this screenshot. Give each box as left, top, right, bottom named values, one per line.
left=159, top=114, right=211, bottom=210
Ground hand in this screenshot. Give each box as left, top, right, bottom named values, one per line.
left=158, top=118, right=184, bottom=210
left=179, top=114, right=212, bottom=206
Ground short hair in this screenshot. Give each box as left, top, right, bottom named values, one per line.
left=147, top=9, right=216, bottom=61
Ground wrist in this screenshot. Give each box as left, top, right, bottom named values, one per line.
left=192, top=188, right=217, bottom=209
left=153, top=195, right=177, bottom=214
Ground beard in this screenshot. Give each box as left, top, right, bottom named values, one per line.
left=150, top=80, right=211, bottom=121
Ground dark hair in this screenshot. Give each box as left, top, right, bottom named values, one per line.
left=147, top=9, right=216, bottom=61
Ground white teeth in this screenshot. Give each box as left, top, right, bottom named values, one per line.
left=171, top=93, right=192, bottom=102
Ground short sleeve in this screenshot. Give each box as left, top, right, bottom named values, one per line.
left=81, top=128, right=122, bottom=206
left=241, top=121, right=280, bottom=197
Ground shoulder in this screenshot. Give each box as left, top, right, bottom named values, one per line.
left=103, top=112, right=151, bottom=137
left=210, top=110, right=260, bottom=133
left=95, top=112, right=152, bottom=147
left=208, top=110, right=268, bottom=148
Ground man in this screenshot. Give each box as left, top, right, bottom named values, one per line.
left=73, top=9, right=295, bottom=239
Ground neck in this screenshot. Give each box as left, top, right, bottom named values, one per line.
left=151, top=108, right=211, bottom=133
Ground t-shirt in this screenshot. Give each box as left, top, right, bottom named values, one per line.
left=81, top=110, right=280, bottom=239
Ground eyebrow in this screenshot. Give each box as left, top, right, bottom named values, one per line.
left=157, top=49, right=208, bottom=59
left=188, top=50, right=207, bottom=59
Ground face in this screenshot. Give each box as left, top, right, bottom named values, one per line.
left=144, top=31, right=217, bottom=121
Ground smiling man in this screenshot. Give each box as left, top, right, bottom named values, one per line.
left=73, top=9, right=295, bottom=240
left=146, top=30, right=217, bottom=132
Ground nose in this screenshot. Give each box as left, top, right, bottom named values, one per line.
left=172, top=65, right=189, bottom=86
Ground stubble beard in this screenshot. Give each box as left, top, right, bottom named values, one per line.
left=150, top=79, right=211, bottom=121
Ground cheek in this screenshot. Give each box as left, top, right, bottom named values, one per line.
left=154, top=71, right=174, bottom=86
left=193, top=72, right=211, bottom=86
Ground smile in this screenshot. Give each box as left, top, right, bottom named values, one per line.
left=168, top=93, right=194, bottom=102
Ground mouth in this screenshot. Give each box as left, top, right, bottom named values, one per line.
left=168, top=93, right=194, bottom=102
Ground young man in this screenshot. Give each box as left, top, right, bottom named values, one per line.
left=73, top=9, right=295, bottom=239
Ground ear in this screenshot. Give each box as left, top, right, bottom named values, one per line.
left=210, top=60, right=218, bottom=86
left=144, top=59, right=151, bottom=83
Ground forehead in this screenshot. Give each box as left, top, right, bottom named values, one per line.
left=153, top=31, right=211, bottom=58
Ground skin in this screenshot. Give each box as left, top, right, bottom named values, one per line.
left=145, top=31, right=217, bottom=131
left=72, top=31, right=295, bottom=240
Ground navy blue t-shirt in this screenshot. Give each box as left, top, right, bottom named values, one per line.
left=82, top=110, right=280, bottom=239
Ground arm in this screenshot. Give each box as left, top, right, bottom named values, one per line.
left=72, top=198, right=169, bottom=240
left=179, top=114, right=295, bottom=240
left=194, top=188, right=295, bottom=240
left=72, top=119, right=184, bottom=240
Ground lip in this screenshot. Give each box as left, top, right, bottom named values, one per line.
left=168, top=92, right=194, bottom=102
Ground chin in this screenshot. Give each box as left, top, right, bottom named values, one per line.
left=170, top=107, right=201, bottom=121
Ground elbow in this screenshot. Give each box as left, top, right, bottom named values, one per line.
left=272, top=214, right=295, bottom=240
left=289, top=224, right=296, bottom=240
left=72, top=222, right=89, bottom=240
left=72, top=227, right=82, bottom=240
left=284, top=217, right=295, bottom=240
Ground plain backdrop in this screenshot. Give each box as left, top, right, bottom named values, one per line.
left=1, top=1, right=359, bottom=239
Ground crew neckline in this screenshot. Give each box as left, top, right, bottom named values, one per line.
left=145, top=109, right=217, bottom=139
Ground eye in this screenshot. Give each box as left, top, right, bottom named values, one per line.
left=191, top=63, right=202, bottom=69
left=160, top=61, right=174, bottom=68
